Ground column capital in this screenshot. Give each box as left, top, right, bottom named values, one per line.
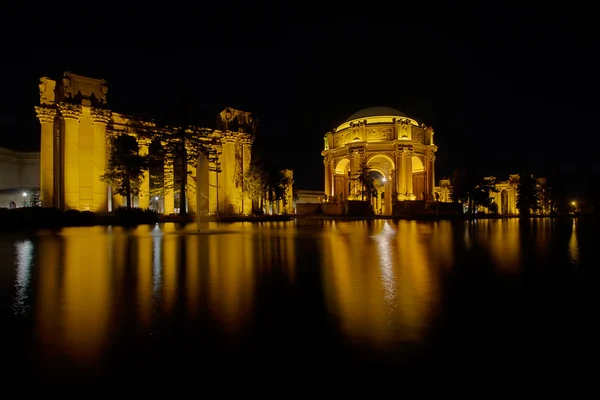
left=221, top=131, right=238, bottom=143
left=57, top=102, right=82, bottom=121
left=35, top=106, right=57, bottom=123
left=240, top=133, right=254, bottom=146
left=90, top=107, right=112, bottom=125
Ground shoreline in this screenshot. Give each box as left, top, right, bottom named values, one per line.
left=0, top=207, right=587, bottom=234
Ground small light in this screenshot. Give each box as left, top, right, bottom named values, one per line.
left=571, top=201, right=576, bottom=206
left=155, top=196, right=159, bottom=201
left=381, top=178, right=387, bottom=183
left=22, top=192, right=27, bottom=197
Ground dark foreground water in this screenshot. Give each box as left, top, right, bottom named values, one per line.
left=0, top=218, right=597, bottom=385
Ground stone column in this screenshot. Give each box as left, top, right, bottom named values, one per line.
left=208, top=146, right=221, bottom=214
left=324, top=156, right=331, bottom=200
left=426, top=154, right=435, bottom=197
left=35, top=106, right=57, bottom=208
left=90, top=108, right=111, bottom=212
left=241, top=135, right=253, bottom=214
left=186, top=162, right=197, bottom=214
left=58, top=103, right=82, bottom=210
left=221, top=132, right=237, bottom=214
left=138, top=140, right=150, bottom=209
left=405, top=150, right=413, bottom=198
left=396, top=149, right=407, bottom=199
left=164, top=161, right=175, bottom=214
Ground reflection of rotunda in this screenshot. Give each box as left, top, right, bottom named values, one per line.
left=321, top=107, right=437, bottom=215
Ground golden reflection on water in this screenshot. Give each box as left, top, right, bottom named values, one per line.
left=568, top=219, right=579, bottom=265
left=208, top=228, right=255, bottom=333
left=16, top=218, right=578, bottom=370
left=321, top=220, right=439, bottom=345
left=478, top=219, right=522, bottom=274
left=58, top=227, right=110, bottom=363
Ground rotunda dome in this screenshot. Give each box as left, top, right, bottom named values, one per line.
left=344, top=106, right=409, bottom=122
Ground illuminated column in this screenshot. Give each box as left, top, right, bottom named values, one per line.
left=208, top=146, right=220, bottom=214
left=35, top=106, right=57, bottom=207
left=405, top=150, right=413, bottom=198
left=58, top=103, right=82, bottom=210
left=138, top=141, right=150, bottom=209
left=221, top=132, right=237, bottom=214
left=396, top=149, right=407, bottom=199
left=426, top=153, right=435, bottom=197
left=241, top=135, right=253, bottom=214
left=186, top=162, right=197, bottom=214
left=164, top=161, right=175, bottom=214
left=324, top=156, right=331, bottom=199
left=91, top=108, right=111, bottom=212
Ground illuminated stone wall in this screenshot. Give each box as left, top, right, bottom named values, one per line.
left=35, top=72, right=255, bottom=215
left=322, top=107, right=438, bottom=215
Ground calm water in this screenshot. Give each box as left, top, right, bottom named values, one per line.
left=1, top=218, right=596, bottom=384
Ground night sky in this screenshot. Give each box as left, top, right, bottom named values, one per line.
left=1, top=4, right=597, bottom=195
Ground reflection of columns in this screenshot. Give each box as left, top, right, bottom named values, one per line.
left=324, top=156, right=331, bottom=199
left=58, top=103, right=82, bottom=210
left=164, top=162, right=175, bottom=214
left=35, top=106, right=57, bottom=208
left=91, top=108, right=110, bottom=212
left=138, top=141, right=150, bottom=209
left=405, top=150, right=413, bottom=197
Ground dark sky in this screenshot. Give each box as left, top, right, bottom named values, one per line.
left=1, top=3, right=597, bottom=195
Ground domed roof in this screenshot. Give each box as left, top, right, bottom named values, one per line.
left=345, top=106, right=409, bottom=122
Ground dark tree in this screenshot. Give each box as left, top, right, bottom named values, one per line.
left=546, top=160, right=567, bottom=215
left=351, top=162, right=376, bottom=202
left=159, top=126, right=210, bottom=216
left=102, top=134, right=148, bottom=210
left=516, top=172, right=540, bottom=217
left=450, top=168, right=497, bottom=213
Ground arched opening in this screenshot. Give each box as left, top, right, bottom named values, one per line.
left=333, top=158, right=350, bottom=202
left=367, top=154, right=394, bottom=214
left=368, top=170, right=386, bottom=214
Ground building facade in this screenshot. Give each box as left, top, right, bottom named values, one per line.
left=35, top=72, right=255, bottom=215
left=321, top=107, right=437, bottom=215
left=433, top=174, right=551, bottom=215
left=0, top=147, right=39, bottom=208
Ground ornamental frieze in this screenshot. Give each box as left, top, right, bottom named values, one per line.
left=367, top=128, right=392, bottom=141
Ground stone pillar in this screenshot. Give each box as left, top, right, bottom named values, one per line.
left=405, top=150, right=413, bottom=198
left=324, top=156, right=332, bottom=200
left=221, top=132, right=237, bottom=214
left=208, top=146, right=221, bottom=214
left=241, top=135, right=253, bottom=215
left=58, top=103, right=82, bottom=210
left=91, top=108, right=111, bottom=212
left=164, top=162, right=175, bottom=214
left=186, top=162, right=197, bottom=214
left=396, top=149, right=407, bottom=199
left=35, top=106, right=57, bottom=208
left=426, top=154, right=435, bottom=197
left=138, top=141, right=150, bottom=209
